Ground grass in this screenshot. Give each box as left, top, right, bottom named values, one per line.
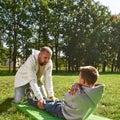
left=0, top=70, right=120, bottom=120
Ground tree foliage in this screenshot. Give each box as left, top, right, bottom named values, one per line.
left=0, top=0, right=120, bottom=72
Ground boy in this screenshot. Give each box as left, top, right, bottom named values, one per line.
left=28, top=66, right=104, bottom=120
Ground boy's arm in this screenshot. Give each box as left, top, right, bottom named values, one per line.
left=70, top=83, right=82, bottom=95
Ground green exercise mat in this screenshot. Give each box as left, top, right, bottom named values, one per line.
left=13, top=102, right=111, bottom=120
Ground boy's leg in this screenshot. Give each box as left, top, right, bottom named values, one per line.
left=14, top=85, right=27, bottom=103
left=28, top=97, right=50, bottom=108
left=28, top=98, right=38, bottom=107
left=44, top=101, right=64, bottom=118
left=28, top=98, right=64, bottom=118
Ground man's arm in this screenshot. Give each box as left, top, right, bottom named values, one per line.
left=29, top=80, right=43, bottom=100
left=28, top=98, right=45, bottom=110
left=44, top=60, right=58, bottom=101
left=44, top=60, right=54, bottom=98
left=26, top=54, right=46, bottom=105
left=29, top=80, right=46, bottom=109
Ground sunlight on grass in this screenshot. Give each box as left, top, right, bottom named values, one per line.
left=95, top=74, right=120, bottom=119
left=0, top=73, right=120, bottom=119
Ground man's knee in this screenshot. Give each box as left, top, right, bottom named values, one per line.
left=14, top=95, right=24, bottom=103
left=14, top=86, right=26, bottom=103
left=14, top=90, right=25, bottom=103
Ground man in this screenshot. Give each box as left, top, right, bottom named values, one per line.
left=28, top=66, right=104, bottom=120
left=14, top=46, right=57, bottom=107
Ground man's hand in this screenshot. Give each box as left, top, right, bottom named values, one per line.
left=70, top=83, right=81, bottom=95
left=49, top=96, right=59, bottom=101
left=37, top=99, right=46, bottom=109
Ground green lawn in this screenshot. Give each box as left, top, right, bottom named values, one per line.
left=0, top=71, right=120, bottom=120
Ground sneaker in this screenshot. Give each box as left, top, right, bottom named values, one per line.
left=25, top=87, right=34, bottom=99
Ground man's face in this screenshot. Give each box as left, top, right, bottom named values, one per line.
left=38, top=51, right=51, bottom=66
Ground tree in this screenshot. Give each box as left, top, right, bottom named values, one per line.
left=110, top=17, right=120, bottom=72
left=0, top=0, right=33, bottom=72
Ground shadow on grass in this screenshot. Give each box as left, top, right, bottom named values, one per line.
left=100, top=72, right=120, bottom=75
left=0, top=70, right=15, bottom=76
left=52, top=70, right=79, bottom=76
left=0, top=97, right=14, bottom=114
left=0, top=69, right=120, bottom=77
left=0, top=69, right=79, bottom=76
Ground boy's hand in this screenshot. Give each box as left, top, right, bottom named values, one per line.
left=70, top=83, right=81, bottom=95
left=37, top=99, right=46, bottom=109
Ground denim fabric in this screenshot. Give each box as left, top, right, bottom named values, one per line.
left=14, top=83, right=47, bottom=103
left=28, top=98, right=65, bottom=119
left=28, top=98, right=38, bottom=107
left=14, top=84, right=28, bottom=103
left=45, top=100, right=65, bottom=119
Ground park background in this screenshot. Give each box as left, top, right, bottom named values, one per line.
left=0, top=0, right=120, bottom=120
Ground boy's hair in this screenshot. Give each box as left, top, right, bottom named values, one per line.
left=80, top=66, right=99, bottom=85
left=41, top=46, right=52, bottom=55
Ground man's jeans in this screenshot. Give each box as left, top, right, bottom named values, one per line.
left=28, top=98, right=65, bottom=119
left=14, top=85, right=27, bottom=103
left=14, top=84, right=47, bottom=103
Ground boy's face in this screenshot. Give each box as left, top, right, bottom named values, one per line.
left=38, top=51, right=51, bottom=66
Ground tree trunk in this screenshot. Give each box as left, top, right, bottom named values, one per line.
left=9, top=46, right=12, bottom=73
left=117, top=50, right=120, bottom=72
left=111, top=58, right=115, bottom=72
left=102, top=61, right=106, bottom=72
left=12, top=16, right=17, bottom=73
left=55, top=38, right=58, bottom=73
left=68, top=58, right=71, bottom=72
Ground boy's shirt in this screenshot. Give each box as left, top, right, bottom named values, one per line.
left=62, top=84, right=104, bottom=120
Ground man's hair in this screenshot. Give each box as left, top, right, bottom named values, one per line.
left=80, top=66, right=99, bottom=85
left=41, top=46, right=52, bottom=55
